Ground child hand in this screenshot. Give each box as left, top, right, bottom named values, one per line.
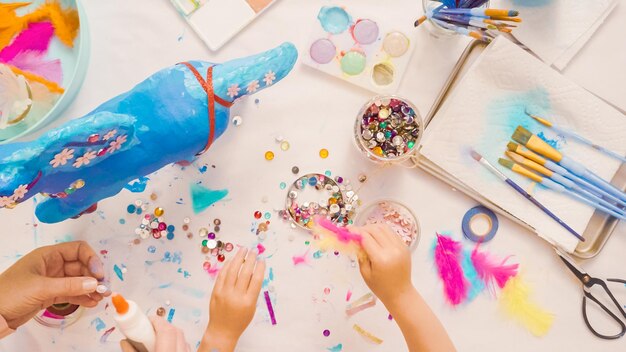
left=0, top=241, right=108, bottom=329
left=351, top=224, right=414, bottom=305
left=120, top=316, right=190, bottom=352
left=199, top=248, right=266, bottom=352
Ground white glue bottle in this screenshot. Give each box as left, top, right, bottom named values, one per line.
left=112, top=293, right=156, bottom=352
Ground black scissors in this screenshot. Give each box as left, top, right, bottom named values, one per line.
left=554, top=247, right=626, bottom=340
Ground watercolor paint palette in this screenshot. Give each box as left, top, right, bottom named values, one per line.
left=302, top=5, right=417, bottom=94
left=170, top=0, right=277, bottom=51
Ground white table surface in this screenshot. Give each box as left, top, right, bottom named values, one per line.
left=1, top=1, right=625, bottom=351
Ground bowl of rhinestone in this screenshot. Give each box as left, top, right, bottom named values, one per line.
left=355, top=199, right=420, bottom=251
left=354, top=95, right=422, bottom=163
left=284, top=173, right=358, bottom=230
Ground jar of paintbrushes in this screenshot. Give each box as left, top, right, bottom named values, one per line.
left=354, top=95, right=423, bottom=166
left=416, top=1, right=521, bottom=42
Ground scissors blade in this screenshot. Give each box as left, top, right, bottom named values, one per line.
left=554, top=246, right=589, bottom=283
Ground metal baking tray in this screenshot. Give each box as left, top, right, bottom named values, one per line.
left=416, top=40, right=625, bottom=259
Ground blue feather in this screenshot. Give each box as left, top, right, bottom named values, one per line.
left=461, top=249, right=484, bottom=301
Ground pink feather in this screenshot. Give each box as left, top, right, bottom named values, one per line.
left=471, top=244, right=519, bottom=294
left=0, top=22, right=55, bottom=62
left=316, top=217, right=362, bottom=244
left=7, top=51, right=62, bottom=84
left=433, top=234, right=468, bottom=306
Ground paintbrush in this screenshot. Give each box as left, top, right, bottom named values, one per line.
left=512, top=126, right=626, bottom=203
left=498, top=158, right=626, bottom=220
left=432, top=19, right=491, bottom=42
left=439, top=8, right=519, bottom=17
left=414, top=15, right=427, bottom=27
left=432, top=13, right=498, bottom=30
left=470, top=149, right=584, bottom=241
left=525, top=111, right=626, bottom=163
left=505, top=151, right=625, bottom=214
left=507, top=143, right=626, bottom=207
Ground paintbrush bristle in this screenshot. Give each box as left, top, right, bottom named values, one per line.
left=512, top=126, right=532, bottom=145
left=507, top=142, right=519, bottom=152
left=498, top=158, right=514, bottom=169
left=505, top=151, right=526, bottom=164
left=470, top=149, right=482, bottom=162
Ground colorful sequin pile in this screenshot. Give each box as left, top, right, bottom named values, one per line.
left=359, top=200, right=419, bottom=248
left=41, top=179, right=85, bottom=199
left=358, top=97, right=419, bottom=159
left=283, top=173, right=359, bottom=229
left=200, top=218, right=234, bottom=268
left=131, top=204, right=176, bottom=240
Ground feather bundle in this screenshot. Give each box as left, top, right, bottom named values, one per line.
left=311, top=217, right=364, bottom=258
left=433, top=233, right=468, bottom=306
left=0, top=21, right=54, bottom=62
left=499, top=275, right=554, bottom=337
left=471, top=244, right=519, bottom=295
left=0, top=1, right=79, bottom=50
left=0, top=64, right=31, bottom=128
left=461, top=249, right=484, bottom=301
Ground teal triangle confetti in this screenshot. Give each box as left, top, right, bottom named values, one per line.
left=190, top=184, right=228, bottom=214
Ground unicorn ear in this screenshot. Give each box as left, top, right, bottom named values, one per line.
left=0, top=111, right=136, bottom=207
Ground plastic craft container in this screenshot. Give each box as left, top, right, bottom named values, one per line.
left=34, top=303, right=84, bottom=328
left=354, top=95, right=423, bottom=165
left=421, top=0, right=490, bottom=37
left=354, top=199, right=421, bottom=251
left=0, top=0, right=90, bottom=143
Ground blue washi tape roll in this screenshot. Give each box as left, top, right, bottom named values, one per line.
left=462, top=206, right=499, bottom=243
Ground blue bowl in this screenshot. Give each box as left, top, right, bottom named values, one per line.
left=0, top=0, right=90, bottom=143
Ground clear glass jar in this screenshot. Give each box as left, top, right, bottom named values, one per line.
left=33, top=303, right=84, bottom=328
left=421, top=0, right=491, bottom=37
left=354, top=95, right=423, bottom=165
left=355, top=199, right=421, bottom=251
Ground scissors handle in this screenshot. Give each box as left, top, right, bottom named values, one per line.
left=581, top=279, right=626, bottom=340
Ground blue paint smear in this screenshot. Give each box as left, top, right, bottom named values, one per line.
left=113, top=264, right=124, bottom=281
left=317, top=6, right=352, bottom=34
left=90, top=317, right=106, bottom=332
left=313, top=250, right=323, bottom=259
left=181, top=286, right=204, bottom=299
left=167, top=308, right=175, bottom=323
left=158, top=283, right=173, bottom=289
left=124, top=177, right=149, bottom=193
left=262, top=267, right=275, bottom=288
left=327, top=343, right=343, bottom=352
left=199, top=165, right=208, bottom=173
left=148, top=245, right=156, bottom=253
left=537, top=131, right=564, bottom=149
left=269, top=267, right=274, bottom=281
left=461, top=249, right=484, bottom=301
left=54, top=234, right=74, bottom=243
left=162, top=251, right=182, bottom=264
left=190, top=184, right=228, bottom=214
left=513, top=0, right=552, bottom=7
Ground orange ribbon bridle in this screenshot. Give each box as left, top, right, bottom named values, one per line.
left=178, top=62, right=234, bottom=156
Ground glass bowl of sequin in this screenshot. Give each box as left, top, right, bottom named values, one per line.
left=354, top=199, right=420, bottom=251
left=421, top=0, right=490, bottom=37
left=284, top=173, right=358, bottom=230
left=354, top=95, right=422, bottom=164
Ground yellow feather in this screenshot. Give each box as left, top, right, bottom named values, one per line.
left=311, top=224, right=366, bottom=259
left=499, top=275, right=554, bottom=337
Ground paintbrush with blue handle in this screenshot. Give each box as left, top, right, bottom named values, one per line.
left=526, top=111, right=626, bottom=164
left=470, top=149, right=585, bottom=242
left=498, top=158, right=626, bottom=221
left=507, top=142, right=626, bottom=207
left=512, top=126, right=626, bottom=203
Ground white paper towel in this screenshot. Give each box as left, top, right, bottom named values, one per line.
left=420, top=36, right=626, bottom=252
left=493, top=0, right=617, bottom=69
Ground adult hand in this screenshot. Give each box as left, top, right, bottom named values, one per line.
left=351, top=224, right=414, bottom=305
left=120, top=316, right=190, bottom=352
left=0, top=241, right=108, bottom=329
left=199, top=248, right=266, bottom=352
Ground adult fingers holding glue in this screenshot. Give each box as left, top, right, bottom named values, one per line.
left=0, top=241, right=109, bottom=334
left=199, top=247, right=266, bottom=352
left=350, top=224, right=457, bottom=352
left=119, top=316, right=191, bottom=352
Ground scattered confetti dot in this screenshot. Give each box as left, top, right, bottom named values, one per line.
left=217, top=254, right=225, bottom=262
left=255, top=98, right=260, bottom=104
left=127, top=204, right=136, bottom=214
left=319, top=148, right=329, bottom=158
left=254, top=211, right=262, bottom=219
left=156, top=307, right=166, bottom=316
left=166, top=233, right=174, bottom=240
left=119, top=219, right=125, bottom=224
left=148, top=246, right=156, bottom=253
left=325, top=170, right=332, bottom=177
left=291, top=166, right=299, bottom=174
left=150, top=193, right=158, bottom=200
left=264, top=212, right=271, bottom=219
left=323, top=329, right=331, bottom=337
left=232, top=115, right=243, bottom=126
left=358, top=174, right=367, bottom=183
left=279, top=182, right=287, bottom=190
left=324, top=287, right=331, bottom=295
left=154, top=207, right=164, bottom=217
left=280, top=141, right=290, bottom=151
left=214, top=219, right=221, bottom=226
left=264, top=151, right=275, bottom=160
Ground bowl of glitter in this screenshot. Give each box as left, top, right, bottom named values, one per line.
left=284, top=173, right=358, bottom=230
left=354, top=95, right=422, bottom=164
left=355, top=199, right=420, bottom=251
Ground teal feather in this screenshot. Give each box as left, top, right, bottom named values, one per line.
left=462, top=249, right=484, bottom=301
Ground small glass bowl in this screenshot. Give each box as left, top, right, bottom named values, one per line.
left=354, top=95, right=423, bottom=165
left=34, top=303, right=84, bottom=328
left=421, top=0, right=491, bottom=37
left=355, top=199, right=421, bottom=251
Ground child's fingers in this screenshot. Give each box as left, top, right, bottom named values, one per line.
left=357, top=254, right=372, bottom=279
left=248, top=259, right=266, bottom=295
left=176, top=328, right=187, bottom=352
left=225, top=247, right=248, bottom=288
left=150, top=316, right=178, bottom=352
left=353, top=227, right=382, bottom=261
left=236, top=250, right=258, bottom=292
left=368, top=224, right=394, bottom=247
